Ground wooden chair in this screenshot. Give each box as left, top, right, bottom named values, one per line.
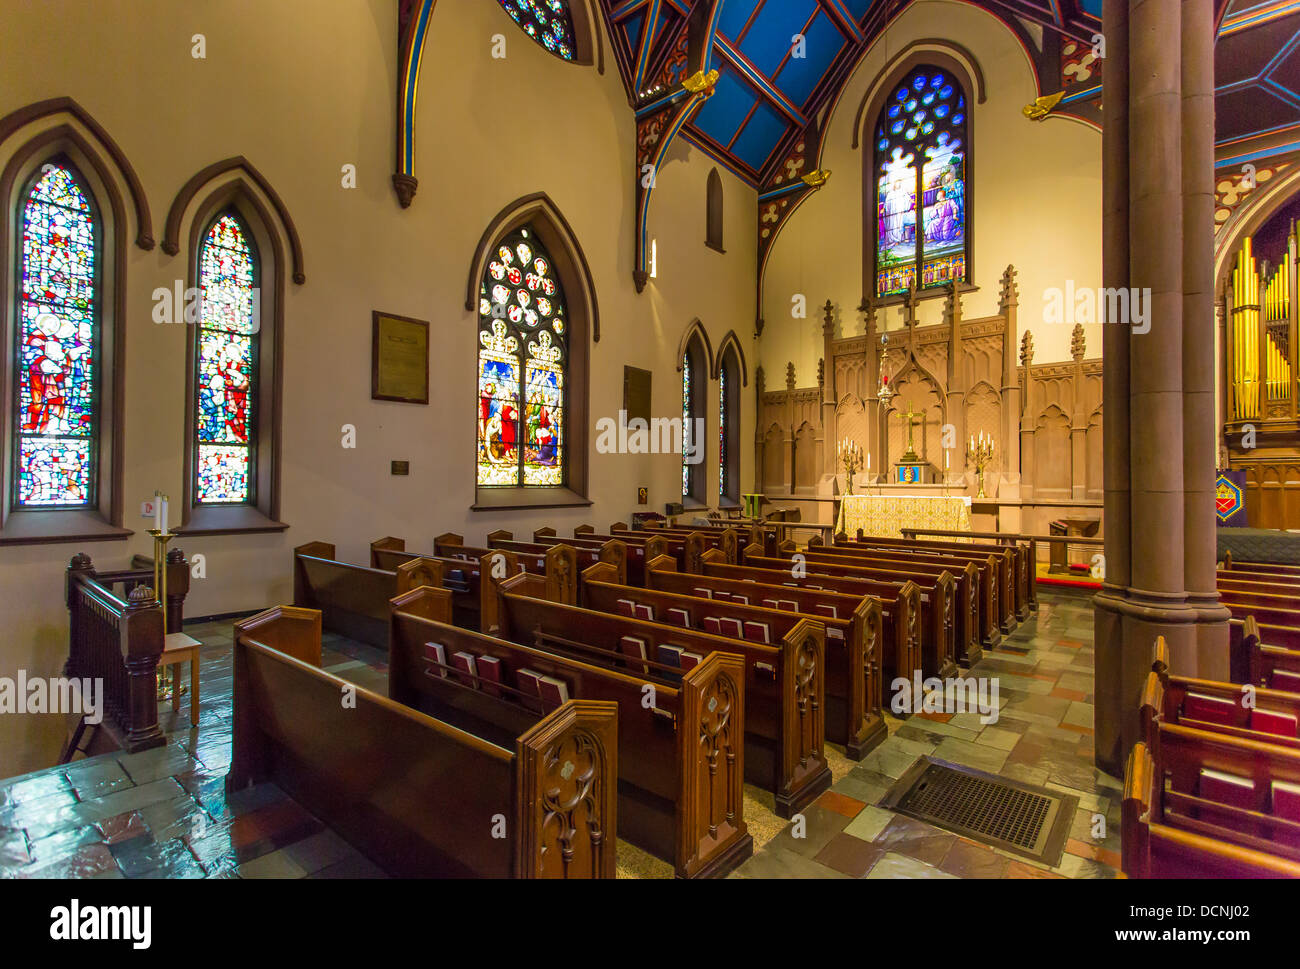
left=160, top=632, right=202, bottom=727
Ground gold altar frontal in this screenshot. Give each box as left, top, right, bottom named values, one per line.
left=836, top=493, right=973, bottom=539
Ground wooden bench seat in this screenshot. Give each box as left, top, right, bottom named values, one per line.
left=388, top=586, right=751, bottom=878
left=494, top=571, right=832, bottom=818
left=807, top=542, right=987, bottom=662
left=740, top=549, right=957, bottom=680
left=581, top=559, right=886, bottom=759
left=228, top=604, right=618, bottom=878
left=683, top=557, right=924, bottom=693
left=293, top=541, right=447, bottom=647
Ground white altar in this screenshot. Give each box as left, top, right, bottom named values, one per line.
left=835, top=493, right=973, bottom=539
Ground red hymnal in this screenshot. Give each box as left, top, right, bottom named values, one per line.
left=450, top=651, right=478, bottom=687
left=615, top=598, right=636, bottom=617
left=814, top=604, right=839, bottom=619
left=633, top=603, right=656, bottom=622
left=1198, top=768, right=1256, bottom=809
left=743, top=621, right=770, bottom=644
left=477, top=655, right=503, bottom=697
left=678, top=650, right=703, bottom=672
left=1250, top=707, right=1298, bottom=738
left=702, top=617, right=722, bottom=635
left=423, top=642, right=448, bottom=678
left=718, top=617, right=743, bottom=639
left=666, top=607, right=692, bottom=628
left=1272, top=780, right=1300, bottom=823
left=1183, top=692, right=1238, bottom=726
left=537, top=675, right=570, bottom=712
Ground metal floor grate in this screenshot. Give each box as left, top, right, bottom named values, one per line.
left=883, top=757, right=1078, bottom=866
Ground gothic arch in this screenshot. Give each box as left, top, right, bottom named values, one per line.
left=712, top=329, right=748, bottom=385
left=0, top=99, right=150, bottom=540
left=676, top=319, right=714, bottom=376
left=165, top=161, right=305, bottom=533
left=851, top=43, right=987, bottom=151
left=466, top=192, right=599, bottom=343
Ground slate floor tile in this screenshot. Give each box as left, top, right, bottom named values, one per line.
left=864, top=851, right=959, bottom=879
left=813, top=832, right=885, bottom=877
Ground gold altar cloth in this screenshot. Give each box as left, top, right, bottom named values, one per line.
left=835, top=494, right=972, bottom=540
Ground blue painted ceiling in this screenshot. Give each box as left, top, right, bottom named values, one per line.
left=600, top=0, right=1300, bottom=186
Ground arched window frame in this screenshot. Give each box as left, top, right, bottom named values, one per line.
left=0, top=99, right=150, bottom=545
left=864, top=54, right=977, bottom=304
left=678, top=322, right=712, bottom=508
left=714, top=335, right=746, bottom=508
left=705, top=168, right=724, bottom=253
left=165, top=159, right=301, bottom=535
left=466, top=193, right=596, bottom=511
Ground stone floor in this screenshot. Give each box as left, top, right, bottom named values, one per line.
left=0, top=589, right=1120, bottom=879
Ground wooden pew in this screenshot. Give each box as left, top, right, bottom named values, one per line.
left=293, top=541, right=446, bottom=647
left=528, top=528, right=666, bottom=585
left=579, top=525, right=722, bottom=569
left=681, top=556, right=924, bottom=695
left=371, top=536, right=499, bottom=628
left=494, top=571, right=832, bottom=818
left=839, top=531, right=1019, bottom=635
left=741, top=548, right=957, bottom=680
left=228, top=603, right=618, bottom=878
left=582, top=559, right=886, bottom=758
left=844, top=532, right=1033, bottom=621
left=1123, top=742, right=1300, bottom=878
left=619, top=522, right=751, bottom=564
left=1142, top=661, right=1300, bottom=751
left=807, top=542, right=986, bottom=662
left=483, top=531, right=631, bottom=584
left=389, top=586, right=751, bottom=879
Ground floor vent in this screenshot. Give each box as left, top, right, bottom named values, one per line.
left=883, top=757, right=1077, bottom=867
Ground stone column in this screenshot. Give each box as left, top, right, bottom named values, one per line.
left=821, top=301, right=838, bottom=480
left=1093, top=0, right=1228, bottom=777
left=1182, top=0, right=1232, bottom=673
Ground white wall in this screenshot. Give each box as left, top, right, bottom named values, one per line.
left=0, top=0, right=756, bottom=775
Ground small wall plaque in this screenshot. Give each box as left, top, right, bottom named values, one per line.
left=391, top=461, right=410, bottom=476
left=637, top=487, right=648, bottom=505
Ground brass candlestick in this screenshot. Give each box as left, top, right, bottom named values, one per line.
left=968, top=433, right=995, bottom=499
left=147, top=526, right=182, bottom=701
left=837, top=438, right=863, bottom=495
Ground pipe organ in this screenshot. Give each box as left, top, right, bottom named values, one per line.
left=1223, top=219, right=1300, bottom=528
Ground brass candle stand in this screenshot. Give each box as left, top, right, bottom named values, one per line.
left=837, top=438, right=863, bottom=495
left=147, top=526, right=183, bottom=702
left=968, top=434, right=996, bottom=499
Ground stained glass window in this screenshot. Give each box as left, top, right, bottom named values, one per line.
left=194, top=212, right=257, bottom=504
left=682, top=352, right=692, bottom=498
left=874, top=66, right=968, bottom=297
left=496, top=0, right=576, bottom=60
left=718, top=366, right=727, bottom=498
left=477, top=226, right=567, bottom=487
left=14, top=162, right=99, bottom=508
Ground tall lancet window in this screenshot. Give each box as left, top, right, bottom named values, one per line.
left=681, top=335, right=706, bottom=504
left=194, top=212, right=258, bottom=504
left=873, top=65, right=969, bottom=297
left=477, top=225, right=567, bottom=487
left=14, top=162, right=99, bottom=508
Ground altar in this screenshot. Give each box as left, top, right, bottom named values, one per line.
left=836, top=493, right=973, bottom=540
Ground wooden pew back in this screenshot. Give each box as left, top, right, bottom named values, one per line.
left=230, top=603, right=617, bottom=877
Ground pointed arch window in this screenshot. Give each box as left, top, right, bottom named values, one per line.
left=718, top=350, right=739, bottom=505
left=477, top=225, right=567, bottom=488
left=13, top=162, right=99, bottom=509
left=706, top=168, right=724, bottom=253
left=496, top=0, right=577, bottom=60
left=681, top=339, right=705, bottom=505
left=873, top=65, right=969, bottom=297
left=193, top=212, right=258, bottom=505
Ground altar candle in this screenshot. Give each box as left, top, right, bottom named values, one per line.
left=159, top=496, right=168, bottom=535
left=945, top=451, right=950, bottom=469
left=153, top=493, right=162, bottom=533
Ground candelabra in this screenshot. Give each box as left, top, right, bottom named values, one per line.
left=967, top=432, right=996, bottom=499
left=837, top=438, right=864, bottom=495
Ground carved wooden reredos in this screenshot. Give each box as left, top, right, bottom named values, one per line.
left=756, top=266, right=1103, bottom=503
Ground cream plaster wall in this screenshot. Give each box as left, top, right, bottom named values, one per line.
left=759, top=0, right=1103, bottom=385
left=0, top=0, right=756, bottom=775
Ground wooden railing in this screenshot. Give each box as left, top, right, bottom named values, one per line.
left=64, top=550, right=190, bottom=754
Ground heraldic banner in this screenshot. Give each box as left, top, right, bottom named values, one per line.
left=1215, top=469, right=1247, bottom=527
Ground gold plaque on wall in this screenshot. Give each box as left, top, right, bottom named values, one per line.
left=372, top=311, right=429, bottom=404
